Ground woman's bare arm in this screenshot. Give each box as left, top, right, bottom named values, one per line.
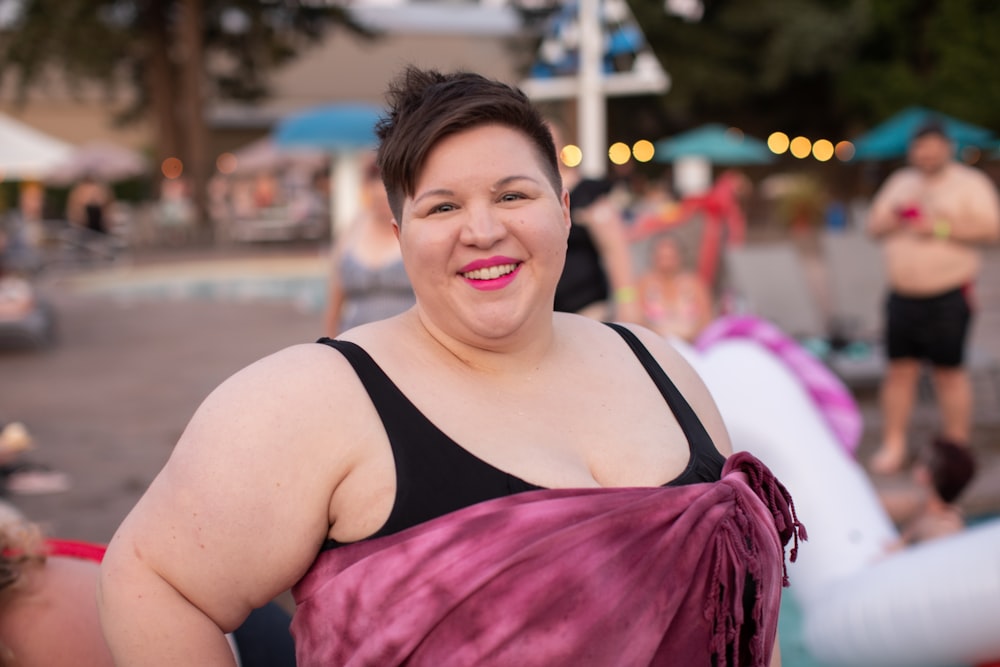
left=99, top=344, right=352, bottom=665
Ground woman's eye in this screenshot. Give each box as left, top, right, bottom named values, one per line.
left=429, top=203, right=456, bottom=214
left=499, top=192, right=525, bottom=203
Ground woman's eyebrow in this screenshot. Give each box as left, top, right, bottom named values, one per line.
left=412, top=188, right=455, bottom=207
left=491, top=174, right=541, bottom=191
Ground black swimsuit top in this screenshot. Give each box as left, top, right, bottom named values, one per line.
left=319, top=323, right=726, bottom=550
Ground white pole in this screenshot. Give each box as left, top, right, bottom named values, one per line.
left=578, top=0, right=606, bottom=179
left=331, top=152, right=361, bottom=238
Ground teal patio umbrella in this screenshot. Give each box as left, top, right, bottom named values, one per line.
left=273, top=103, right=384, bottom=235
left=273, top=103, right=383, bottom=152
left=850, top=106, right=996, bottom=161
left=654, top=124, right=774, bottom=165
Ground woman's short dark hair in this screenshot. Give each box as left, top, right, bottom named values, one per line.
left=374, top=66, right=562, bottom=221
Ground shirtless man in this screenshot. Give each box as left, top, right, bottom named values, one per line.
left=866, top=118, right=1000, bottom=475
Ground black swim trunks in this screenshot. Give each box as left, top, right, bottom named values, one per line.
left=886, top=286, right=972, bottom=367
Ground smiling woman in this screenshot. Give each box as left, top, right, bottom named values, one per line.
left=393, top=123, right=571, bottom=345
left=98, top=66, right=801, bottom=667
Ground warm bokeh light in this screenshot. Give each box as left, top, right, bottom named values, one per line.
left=835, top=141, right=855, bottom=162
left=632, top=139, right=655, bottom=162
left=789, top=136, right=812, bottom=159
left=812, top=139, right=834, bottom=162
left=161, top=157, right=184, bottom=179
left=216, top=152, right=238, bottom=175
left=608, top=142, right=631, bottom=165
left=560, top=144, right=582, bottom=168
left=767, top=132, right=790, bottom=154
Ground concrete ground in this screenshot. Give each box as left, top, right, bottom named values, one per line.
left=2, top=241, right=998, bottom=549
left=1, top=243, right=328, bottom=543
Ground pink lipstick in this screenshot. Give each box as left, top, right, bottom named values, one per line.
left=459, top=256, right=522, bottom=291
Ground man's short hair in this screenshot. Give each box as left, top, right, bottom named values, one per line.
left=911, top=117, right=950, bottom=142
left=923, top=438, right=977, bottom=504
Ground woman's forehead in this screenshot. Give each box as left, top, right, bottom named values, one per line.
left=418, top=127, right=543, bottom=181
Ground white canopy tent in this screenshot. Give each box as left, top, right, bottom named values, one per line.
left=0, top=112, right=74, bottom=181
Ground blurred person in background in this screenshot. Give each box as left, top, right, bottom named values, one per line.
left=548, top=121, right=643, bottom=324
left=865, top=118, right=1000, bottom=475
left=637, top=233, right=714, bottom=343
left=883, top=437, right=976, bottom=550
left=0, top=518, right=115, bottom=666
left=0, top=515, right=296, bottom=667
left=66, top=174, right=114, bottom=235
left=323, top=156, right=414, bottom=336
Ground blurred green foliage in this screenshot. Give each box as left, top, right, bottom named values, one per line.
left=624, top=0, right=1000, bottom=141
left=0, top=0, right=370, bottom=125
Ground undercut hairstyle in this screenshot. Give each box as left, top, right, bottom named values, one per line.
left=374, top=66, right=562, bottom=221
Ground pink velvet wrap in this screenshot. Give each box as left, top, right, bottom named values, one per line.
left=291, top=451, right=805, bottom=666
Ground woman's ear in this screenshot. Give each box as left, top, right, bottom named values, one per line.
left=392, top=220, right=400, bottom=241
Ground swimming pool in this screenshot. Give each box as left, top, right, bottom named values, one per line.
left=69, top=257, right=330, bottom=313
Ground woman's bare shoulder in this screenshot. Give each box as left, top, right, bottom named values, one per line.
left=214, top=341, right=364, bottom=402
left=181, top=340, right=379, bottom=471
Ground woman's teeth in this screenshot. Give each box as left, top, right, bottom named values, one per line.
left=463, top=263, right=517, bottom=280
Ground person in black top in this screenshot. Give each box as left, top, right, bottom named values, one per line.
left=66, top=174, right=113, bottom=235
left=548, top=121, right=644, bottom=324
left=99, top=67, right=791, bottom=667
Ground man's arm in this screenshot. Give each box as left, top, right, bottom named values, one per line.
left=865, top=172, right=909, bottom=239
left=577, top=196, right=643, bottom=323
left=925, top=172, right=1000, bottom=244
left=99, top=345, right=347, bottom=665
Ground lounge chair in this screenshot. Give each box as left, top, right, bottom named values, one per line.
left=819, top=231, right=888, bottom=388
left=723, top=240, right=886, bottom=388
left=722, top=242, right=826, bottom=340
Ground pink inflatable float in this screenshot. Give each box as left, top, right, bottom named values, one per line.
left=674, top=315, right=1000, bottom=667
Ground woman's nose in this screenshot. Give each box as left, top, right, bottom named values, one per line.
left=459, top=204, right=507, bottom=247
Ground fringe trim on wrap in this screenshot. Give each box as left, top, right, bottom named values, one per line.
left=705, top=452, right=808, bottom=666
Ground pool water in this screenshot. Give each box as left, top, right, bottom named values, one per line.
left=79, top=273, right=330, bottom=313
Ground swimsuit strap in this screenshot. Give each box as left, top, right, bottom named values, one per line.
left=603, top=322, right=724, bottom=484
left=316, top=337, right=539, bottom=547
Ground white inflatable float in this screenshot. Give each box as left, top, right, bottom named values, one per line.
left=677, top=316, right=1000, bottom=667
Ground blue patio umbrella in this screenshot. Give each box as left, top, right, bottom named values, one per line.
left=653, top=124, right=774, bottom=165
left=272, top=103, right=384, bottom=235
left=273, top=102, right=384, bottom=152
left=850, top=106, right=996, bottom=161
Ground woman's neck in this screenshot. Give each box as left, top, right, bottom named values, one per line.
left=409, top=309, right=559, bottom=376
